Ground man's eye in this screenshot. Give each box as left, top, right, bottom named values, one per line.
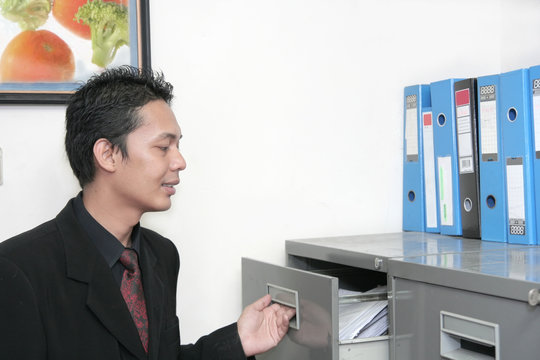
left=160, top=147, right=169, bottom=151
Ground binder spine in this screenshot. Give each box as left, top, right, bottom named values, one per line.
left=500, top=69, right=536, bottom=245
left=431, top=79, right=463, bottom=236
left=477, top=75, right=507, bottom=242
left=529, top=65, right=540, bottom=245
left=454, top=79, right=481, bottom=239
left=402, top=85, right=430, bottom=232
left=422, top=107, right=440, bottom=233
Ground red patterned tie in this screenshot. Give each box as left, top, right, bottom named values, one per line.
left=120, top=249, right=149, bottom=353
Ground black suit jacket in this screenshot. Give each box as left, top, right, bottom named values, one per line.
left=0, top=199, right=247, bottom=360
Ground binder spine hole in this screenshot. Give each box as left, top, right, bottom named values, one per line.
left=408, top=191, right=416, bottom=202
left=437, top=113, right=446, bottom=127
left=507, top=107, right=518, bottom=122
left=486, top=195, right=496, bottom=209
left=463, top=198, right=473, bottom=212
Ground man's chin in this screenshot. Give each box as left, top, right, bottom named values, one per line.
left=146, top=200, right=173, bottom=213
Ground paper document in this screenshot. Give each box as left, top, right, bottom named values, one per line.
left=338, top=286, right=388, bottom=341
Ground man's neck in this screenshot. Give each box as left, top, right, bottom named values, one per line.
left=81, top=185, right=142, bottom=248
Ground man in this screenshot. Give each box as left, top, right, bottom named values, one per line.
left=0, top=66, right=294, bottom=359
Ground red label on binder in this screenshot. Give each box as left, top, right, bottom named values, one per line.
left=423, top=112, right=432, bottom=126
left=455, top=89, right=470, bottom=107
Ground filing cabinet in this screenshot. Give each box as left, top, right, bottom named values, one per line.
left=389, top=246, right=540, bottom=359
left=242, top=232, right=513, bottom=359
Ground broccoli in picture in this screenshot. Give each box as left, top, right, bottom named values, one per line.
left=0, top=0, right=51, bottom=30
left=75, top=0, right=129, bottom=68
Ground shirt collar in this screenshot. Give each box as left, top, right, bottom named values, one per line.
left=73, top=192, right=141, bottom=268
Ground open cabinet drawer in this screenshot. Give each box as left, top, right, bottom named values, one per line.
left=242, top=257, right=389, bottom=360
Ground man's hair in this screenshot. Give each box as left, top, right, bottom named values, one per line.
left=65, top=65, right=174, bottom=188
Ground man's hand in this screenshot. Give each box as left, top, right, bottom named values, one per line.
left=237, top=294, right=296, bottom=357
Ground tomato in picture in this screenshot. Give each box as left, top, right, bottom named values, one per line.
left=53, top=0, right=92, bottom=39
left=52, top=0, right=129, bottom=39
left=0, top=30, right=75, bottom=82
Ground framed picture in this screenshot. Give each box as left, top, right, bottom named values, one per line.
left=0, top=0, right=151, bottom=104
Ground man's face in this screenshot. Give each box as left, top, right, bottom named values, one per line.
left=112, top=99, right=186, bottom=213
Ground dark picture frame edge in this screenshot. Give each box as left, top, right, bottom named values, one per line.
left=0, top=0, right=151, bottom=106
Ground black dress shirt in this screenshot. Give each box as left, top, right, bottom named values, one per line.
left=73, top=192, right=142, bottom=286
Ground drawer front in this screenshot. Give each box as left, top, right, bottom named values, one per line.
left=392, top=277, right=540, bottom=359
left=242, top=258, right=339, bottom=360
left=339, top=337, right=389, bottom=360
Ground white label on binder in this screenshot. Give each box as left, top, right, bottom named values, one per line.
left=458, top=131, right=473, bottom=173
left=479, top=95, right=498, bottom=155
left=438, top=156, right=453, bottom=226
left=423, top=112, right=438, bottom=229
left=456, top=104, right=470, bottom=118
left=455, top=89, right=474, bottom=174
left=532, top=80, right=540, bottom=152
left=506, top=161, right=525, bottom=225
left=405, top=107, right=418, bottom=157
left=458, top=131, right=473, bottom=156
left=457, top=115, right=472, bottom=134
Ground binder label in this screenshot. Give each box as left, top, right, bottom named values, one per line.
left=423, top=112, right=438, bottom=229
left=405, top=95, right=419, bottom=161
left=438, top=156, right=453, bottom=226
left=506, top=158, right=526, bottom=236
left=532, top=79, right=540, bottom=159
left=479, top=85, right=498, bottom=161
left=455, top=89, right=474, bottom=174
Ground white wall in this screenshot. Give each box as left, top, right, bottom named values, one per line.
left=1, top=0, right=539, bottom=345
left=500, top=0, right=540, bottom=71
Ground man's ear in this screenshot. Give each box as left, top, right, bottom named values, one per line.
left=93, top=138, right=118, bottom=173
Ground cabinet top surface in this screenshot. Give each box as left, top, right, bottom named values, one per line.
left=286, top=232, right=540, bottom=282
left=286, top=232, right=525, bottom=259
left=393, top=243, right=540, bottom=283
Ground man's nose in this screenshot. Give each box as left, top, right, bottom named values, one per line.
left=171, top=149, right=186, bottom=171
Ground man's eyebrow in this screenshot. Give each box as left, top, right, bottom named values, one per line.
left=157, top=132, right=182, bottom=140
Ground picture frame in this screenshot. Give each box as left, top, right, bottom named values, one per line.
left=0, top=0, right=151, bottom=105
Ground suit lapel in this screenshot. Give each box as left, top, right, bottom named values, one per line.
left=86, top=262, right=148, bottom=360
left=140, top=234, right=165, bottom=360
left=57, top=199, right=148, bottom=360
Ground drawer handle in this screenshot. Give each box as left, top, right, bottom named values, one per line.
left=267, top=283, right=300, bottom=330
left=440, top=311, right=499, bottom=359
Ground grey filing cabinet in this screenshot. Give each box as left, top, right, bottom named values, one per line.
left=242, top=232, right=519, bottom=360
left=389, top=244, right=540, bottom=359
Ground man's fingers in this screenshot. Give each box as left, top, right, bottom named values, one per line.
left=276, top=314, right=290, bottom=338
left=275, top=304, right=295, bottom=320
left=283, top=305, right=296, bottom=320
left=252, top=294, right=272, bottom=311
left=274, top=305, right=296, bottom=338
